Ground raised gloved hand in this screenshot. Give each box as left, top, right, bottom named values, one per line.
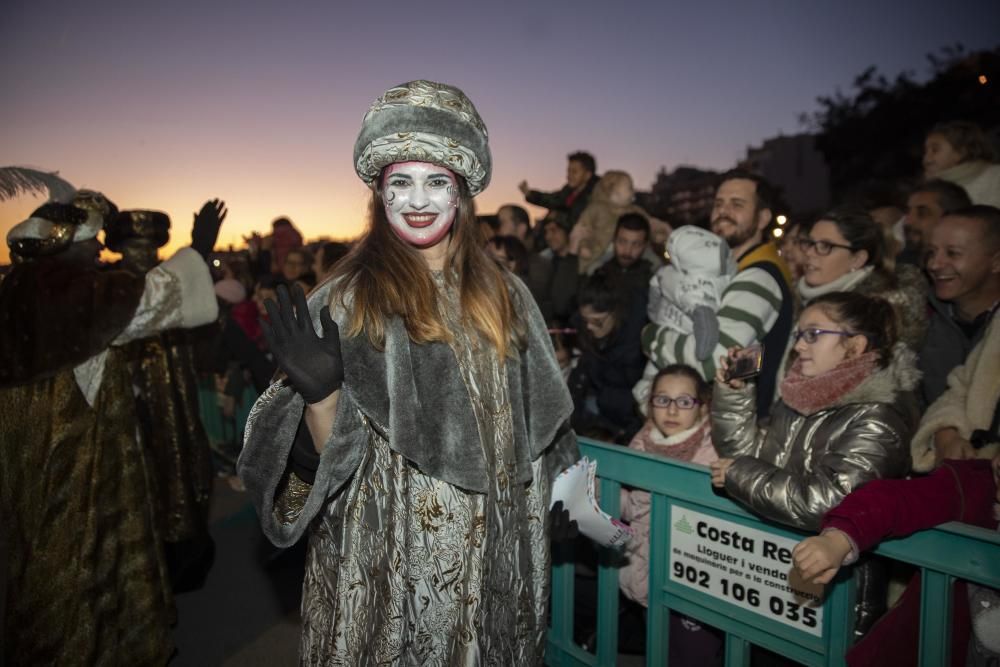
left=191, top=198, right=227, bottom=259
left=549, top=501, right=579, bottom=543
left=261, top=284, right=344, bottom=404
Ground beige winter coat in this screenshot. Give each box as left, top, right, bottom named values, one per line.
left=571, top=188, right=668, bottom=274
left=910, top=314, right=1000, bottom=472
left=937, top=160, right=1000, bottom=209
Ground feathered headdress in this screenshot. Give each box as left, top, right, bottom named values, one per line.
left=0, top=166, right=76, bottom=203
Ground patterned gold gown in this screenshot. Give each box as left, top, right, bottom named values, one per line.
left=0, top=247, right=219, bottom=665
left=0, top=348, right=174, bottom=666
left=275, top=273, right=551, bottom=666
left=125, top=331, right=213, bottom=544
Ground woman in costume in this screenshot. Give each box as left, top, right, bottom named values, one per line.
left=238, top=80, right=578, bottom=665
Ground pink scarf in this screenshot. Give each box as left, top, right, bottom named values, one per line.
left=638, top=418, right=711, bottom=463
left=780, top=352, right=880, bottom=416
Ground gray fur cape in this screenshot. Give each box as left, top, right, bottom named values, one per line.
left=238, top=273, right=579, bottom=547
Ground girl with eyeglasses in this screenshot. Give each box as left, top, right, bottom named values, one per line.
left=619, top=364, right=723, bottom=663
left=710, top=291, right=920, bottom=637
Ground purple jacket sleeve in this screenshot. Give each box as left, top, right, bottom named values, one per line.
left=821, top=459, right=997, bottom=553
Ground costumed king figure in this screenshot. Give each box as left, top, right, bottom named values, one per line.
left=0, top=190, right=223, bottom=664
left=106, top=205, right=224, bottom=593
left=237, top=80, right=580, bottom=665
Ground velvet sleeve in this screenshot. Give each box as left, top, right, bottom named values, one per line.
left=821, top=459, right=996, bottom=552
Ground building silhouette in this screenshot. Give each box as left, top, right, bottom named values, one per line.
left=637, top=166, right=720, bottom=229
left=740, top=133, right=830, bottom=219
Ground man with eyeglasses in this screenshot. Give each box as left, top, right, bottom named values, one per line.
left=643, top=169, right=793, bottom=417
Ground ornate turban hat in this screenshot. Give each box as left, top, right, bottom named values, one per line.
left=6, top=189, right=117, bottom=258
left=353, top=80, right=492, bottom=196
left=104, top=210, right=171, bottom=252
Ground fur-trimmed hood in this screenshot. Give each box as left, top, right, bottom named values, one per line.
left=856, top=264, right=929, bottom=351
left=830, top=343, right=921, bottom=409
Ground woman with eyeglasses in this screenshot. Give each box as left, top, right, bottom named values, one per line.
left=794, top=208, right=927, bottom=350
left=709, top=291, right=919, bottom=637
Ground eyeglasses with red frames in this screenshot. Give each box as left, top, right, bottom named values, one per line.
left=650, top=394, right=702, bottom=410
left=792, top=328, right=857, bottom=344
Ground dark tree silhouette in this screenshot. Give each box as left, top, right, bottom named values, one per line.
left=801, top=45, right=1000, bottom=200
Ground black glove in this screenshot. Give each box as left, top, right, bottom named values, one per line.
left=191, top=198, right=227, bottom=259
left=549, top=501, right=579, bottom=543
left=261, top=284, right=344, bottom=404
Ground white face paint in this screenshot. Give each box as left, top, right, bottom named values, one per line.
left=382, top=161, right=459, bottom=248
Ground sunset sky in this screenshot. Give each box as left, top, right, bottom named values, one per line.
left=3, top=0, right=997, bottom=264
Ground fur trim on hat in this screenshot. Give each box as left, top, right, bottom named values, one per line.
left=353, top=80, right=491, bottom=195
left=105, top=210, right=171, bottom=251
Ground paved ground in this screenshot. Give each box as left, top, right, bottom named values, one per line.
left=171, top=478, right=303, bottom=666
left=169, top=478, right=648, bottom=666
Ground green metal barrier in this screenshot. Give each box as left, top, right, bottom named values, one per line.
left=546, top=438, right=1000, bottom=666
left=197, top=383, right=257, bottom=450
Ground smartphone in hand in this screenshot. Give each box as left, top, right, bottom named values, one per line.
left=725, top=343, right=764, bottom=382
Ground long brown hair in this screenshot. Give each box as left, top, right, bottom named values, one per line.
left=330, top=172, right=523, bottom=358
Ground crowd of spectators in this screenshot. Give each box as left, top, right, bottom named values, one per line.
left=494, top=124, right=999, bottom=663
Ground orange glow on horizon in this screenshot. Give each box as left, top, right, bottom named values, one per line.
left=0, top=178, right=543, bottom=266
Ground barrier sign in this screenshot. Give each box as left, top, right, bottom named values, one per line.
left=669, top=506, right=824, bottom=636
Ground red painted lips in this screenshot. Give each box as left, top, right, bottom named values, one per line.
left=403, top=212, right=438, bottom=228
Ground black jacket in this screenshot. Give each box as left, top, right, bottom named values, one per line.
left=569, top=294, right=647, bottom=437
left=919, top=295, right=996, bottom=406
left=525, top=175, right=600, bottom=228
left=545, top=251, right=580, bottom=325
